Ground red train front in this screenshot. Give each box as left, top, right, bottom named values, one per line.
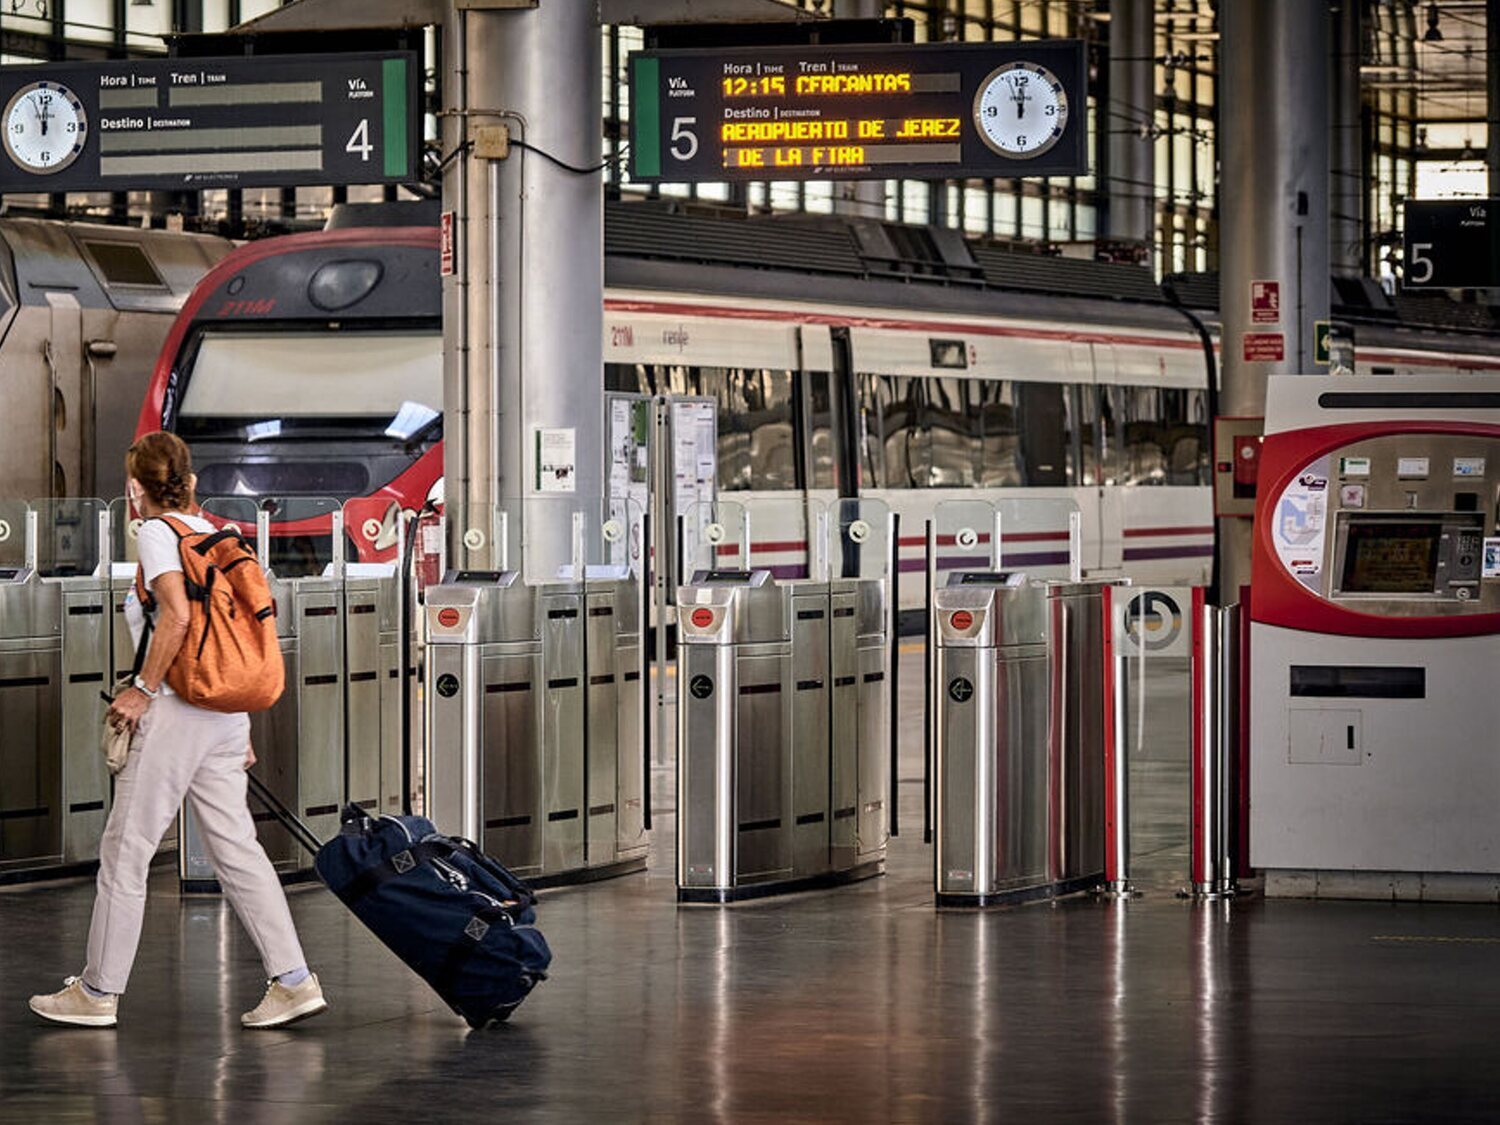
left=136, top=224, right=442, bottom=571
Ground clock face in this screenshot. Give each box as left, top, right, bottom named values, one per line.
left=4, top=82, right=88, bottom=175
left=973, top=63, right=1069, bottom=160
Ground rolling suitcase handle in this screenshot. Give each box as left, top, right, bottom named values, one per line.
left=245, top=770, right=325, bottom=857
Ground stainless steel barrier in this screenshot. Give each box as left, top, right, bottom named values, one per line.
left=932, top=570, right=1049, bottom=905
left=1187, top=593, right=1241, bottom=899
left=929, top=499, right=1110, bottom=907
left=675, top=498, right=891, bottom=903
left=0, top=500, right=114, bottom=884
left=423, top=499, right=648, bottom=887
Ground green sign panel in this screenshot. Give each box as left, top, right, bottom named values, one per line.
left=1314, top=320, right=1331, bottom=366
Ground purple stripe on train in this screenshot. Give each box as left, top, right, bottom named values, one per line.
left=1121, top=545, right=1215, bottom=562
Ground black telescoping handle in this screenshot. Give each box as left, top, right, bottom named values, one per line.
left=888, top=511, right=900, bottom=839
left=923, top=520, right=934, bottom=846
left=642, top=512, right=652, bottom=833
left=246, top=770, right=324, bottom=857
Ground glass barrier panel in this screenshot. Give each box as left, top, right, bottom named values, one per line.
left=31, top=498, right=105, bottom=578
left=259, top=495, right=342, bottom=578
left=343, top=496, right=405, bottom=568
left=931, top=499, right=1003, bottom=577
left=827, top=497, right=892, bottom=582
left=738, top=495, right=824, bottom=583
left=990, top=496, right=1082, bottom=574
left=107, top=497, right=137, bottom=564
left=680, top=500, right=749, bottom=584
left=198, top=496, right=261, bottom=550
left=0, top=498, right=30, bottom=570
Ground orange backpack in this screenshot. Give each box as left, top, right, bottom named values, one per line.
left=134, top=515, right=285, bottom=713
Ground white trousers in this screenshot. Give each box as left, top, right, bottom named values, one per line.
left=84, top=693, right=307, bottom=994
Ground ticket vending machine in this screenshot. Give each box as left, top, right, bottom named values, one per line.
left=1250, top=375, right=1500, bottom=898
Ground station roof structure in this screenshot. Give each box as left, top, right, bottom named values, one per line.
left=231, top=0, right=818, bottom=34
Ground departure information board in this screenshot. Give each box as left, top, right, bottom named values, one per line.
left=629, top=40, right=1086, bottom=183
left=1403, top=199, right=1500, bottom=289
left=0, top=52, right=419, bottom=193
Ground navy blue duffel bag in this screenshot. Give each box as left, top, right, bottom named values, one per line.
left=311, top=805, right=552, bottom=1027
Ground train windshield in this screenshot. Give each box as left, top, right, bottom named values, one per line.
left=175, top=328, right=443, bottom=500
left=179, top=330, right=442, bottom=436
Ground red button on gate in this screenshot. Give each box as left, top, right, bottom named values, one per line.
left=690, top=607, right=715, bottom=628
left=437, top=608, right=461, bottom=628
left=950, top=610, right=974, bottom=631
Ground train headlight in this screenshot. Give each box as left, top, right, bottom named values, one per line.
left=308, top=259, right=384, bottom=311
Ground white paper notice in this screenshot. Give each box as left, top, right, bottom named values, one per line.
left=536, top=427, right=577, bottom=493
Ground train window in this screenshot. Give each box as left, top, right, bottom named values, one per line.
left=694, top=367, right=797, bottom=492
left=859, top=375, right=926, bottom=488
left=603, top=363, right=648, bottom=395
left=974, top=379, right=1022, bottom=487
left=1107, top=385, right=1211, bottom=486
left=806, top=372, right=837, bottom=490
left=1017, top=383, right=1071, bottom=487
left=927, top=377, right=975, bottom=488
left=1078, top=386, right=1108, bottom=486
left=81, top=240, right=166, bottom=289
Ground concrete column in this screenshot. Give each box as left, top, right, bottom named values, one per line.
left=1106, top=0, right=1155, bottom=249
left=832, top=0, right=887, bottom=219
left=1218, top=0, right=1331, bottom=597
left=1329, top=0, right=1364, bottom=276
left=441, top=1, right=605, bottom=567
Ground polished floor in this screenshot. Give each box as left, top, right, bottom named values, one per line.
left=3, top=654, right=1500, bottom=1123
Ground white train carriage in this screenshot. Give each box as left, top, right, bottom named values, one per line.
left=604, top=290, right=1214, bottom=608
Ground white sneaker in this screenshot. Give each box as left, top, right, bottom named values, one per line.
left=241, top=973, right=328, bottom=1029
left=29, top=977, right=118, bottom=1028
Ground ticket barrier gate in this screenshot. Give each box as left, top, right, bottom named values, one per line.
left=179, top=501, right=406, bottom=891
left=675, top=499, right=893, bottom=903
left=423, top=501, right=648, bottom=886
left=0, top=501, right=114, bottom=884
left=929, top=500, right=1108, bottom=906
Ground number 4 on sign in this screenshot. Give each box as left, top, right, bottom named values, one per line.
left=347, top=119, right=373, bottom=162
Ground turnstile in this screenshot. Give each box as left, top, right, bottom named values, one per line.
left=929, top=500, right=1108, bottom=907
left=424, top=571, right=648, bottom=884
left=675, top=563, right=890, bottom=903
left=933, top=572, right=1050, bottom=905
left=0, top=501, right=114, bottom=883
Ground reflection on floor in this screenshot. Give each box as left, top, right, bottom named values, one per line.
left=3, top=648, right=1500, bottom=1122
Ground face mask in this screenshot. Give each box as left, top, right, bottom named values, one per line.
left=127, top=482, right=145, bottom=511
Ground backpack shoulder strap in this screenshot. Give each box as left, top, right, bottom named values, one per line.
left=157, top=514, right=197, bottom=541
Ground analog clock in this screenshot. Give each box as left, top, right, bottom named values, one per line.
left=973, top=62, right=1069, bottom=160
left=4, top=81, right=88, bottom=175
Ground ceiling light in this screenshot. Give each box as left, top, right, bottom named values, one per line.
left=1424, top=3, right=1443, bottom=42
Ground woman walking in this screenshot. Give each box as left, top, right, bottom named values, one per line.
left=29, top=431, right=327, bottom=1030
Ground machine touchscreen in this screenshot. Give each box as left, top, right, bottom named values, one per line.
left=1338, top=519, right=1441, bottom=594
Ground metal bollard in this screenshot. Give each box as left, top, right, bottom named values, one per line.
left=1186, top=590, right=1240, bottom=899
left=1100, top=583, right=1133, bottom=897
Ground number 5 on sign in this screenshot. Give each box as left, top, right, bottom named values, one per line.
left=347, top=119, right=373, bottom=162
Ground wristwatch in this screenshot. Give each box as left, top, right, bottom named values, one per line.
left=132, top=676, right=159, bottom=700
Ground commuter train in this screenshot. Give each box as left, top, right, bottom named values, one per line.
left=134, top=207, right=1500, bottom=605
left=0, top=219, right=231, bottom=501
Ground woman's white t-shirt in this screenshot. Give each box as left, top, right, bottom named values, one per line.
left=122, top=512, right=217, bottom=697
